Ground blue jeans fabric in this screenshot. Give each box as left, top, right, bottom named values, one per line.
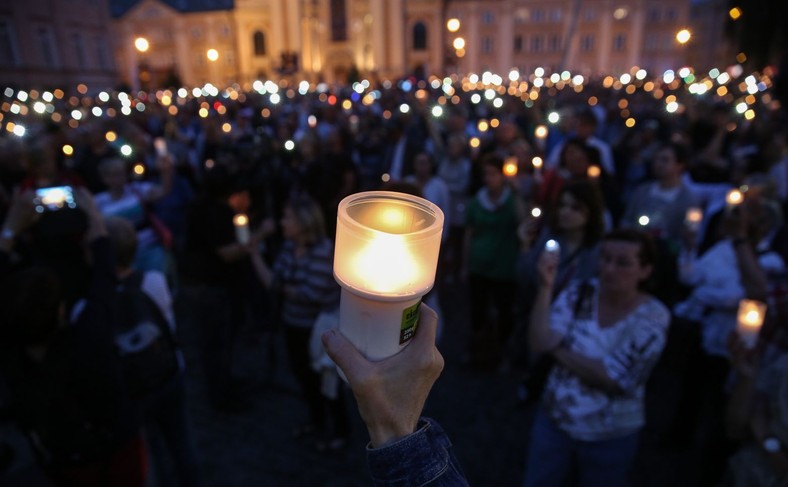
left=523, top=407, right=639, bottom=487
left=367, top=418, right=469, bottom=487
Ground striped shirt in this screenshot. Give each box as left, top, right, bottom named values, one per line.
left=543, top=279, right=670, bottom=441
left=273, top=238, right=341, bottom=329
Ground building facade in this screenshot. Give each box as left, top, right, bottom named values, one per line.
left=110, top=0, right=702, bottom=90
left=0, top=0, right=118, bottom=90
left=446, top=0, right=693, bottom=77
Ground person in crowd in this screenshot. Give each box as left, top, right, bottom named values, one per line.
left=463, top=153, right=526, bottom=368
left=620, top=142, right=700, bottom=243
left=524, top=229, right=670, bottom=487
left=536, top=137, right=602, bottom=209
left=0, top=188, right=146, bottom=486
left=248, top=195, right=349, bottom=451
left=671, top=195, right=785, bottom=486
left=321, top=304, right=470, bottom=486
left=723, top=328, right=788, bottom=486
left=547, top=108, right=615, bottom=176
left=513, top=181, right=605, bottom=392
left=436, top=133, right=473, bottom=282
left=94, top=155, right=174, bottom=274
left=104, top=216, right=200, bottom=487
left=184, top=164, right=252, bottom=412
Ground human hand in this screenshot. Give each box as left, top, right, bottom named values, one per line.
left=2, top=188, right=40, bottom=235
left=322, top=304, right=444, bottom=448
left=536, top=246, right=559, bottom=288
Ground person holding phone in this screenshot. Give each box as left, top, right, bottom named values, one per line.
left=94, top=156, right=173, bottom=273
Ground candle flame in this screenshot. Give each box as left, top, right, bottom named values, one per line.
left=726, top=189, right=743, bottom=206
left=587, top=165, right=601, bottom=178
left=503, top=160, right=518, bottom=176
left=355, top=234, right=419, bottom=294
left=233, top=214, right=248, bottom=226
left=532, top=156, right=543, bottom=169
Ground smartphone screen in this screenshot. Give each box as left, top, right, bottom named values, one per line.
left=34, top=186, right=76, bottom=212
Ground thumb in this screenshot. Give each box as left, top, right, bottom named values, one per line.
left=322, top=329, right=367, bottom=381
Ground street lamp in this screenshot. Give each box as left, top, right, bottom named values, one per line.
left=676, top=29, right=691, bottom=45
left=447, top=18, right=460, bottom=33
left=134, top=37, right=149, bottom=53
left=206, top=48, right=219, bottom=62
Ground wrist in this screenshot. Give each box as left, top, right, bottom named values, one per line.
left=367, top=419, right=419, bottom=449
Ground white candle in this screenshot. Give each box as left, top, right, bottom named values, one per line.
left=334, top=191, right=444, bottom=364
left=685, top=207, right=703, bottom=232
left=233, top=213, right=250, bottom=244
left=736, top=299, right=766, bottom=348
left=532, top=156, right=543, bottom=176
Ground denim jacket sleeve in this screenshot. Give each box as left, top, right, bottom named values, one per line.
left=366, top=417, right=470, bottom=487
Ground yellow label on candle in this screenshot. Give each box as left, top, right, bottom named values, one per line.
left=400, top=300, right=421, bottom=344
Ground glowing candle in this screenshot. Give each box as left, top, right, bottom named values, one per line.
left=233, top=214, right=250, bottom=244
left=685, top=207, right=703, bottom=232
left=736, top=299, right=766, bottom=348
left=545, top=239, right=560, bottom=254
left=587, top=165, right=601, bottom=179
left=531, top=207, right=542, bottom=218
left=503, top=157, right=518, bottom=177
left=638, top=215, right=650, bottom=227
left=532, top=156, right=543, bottom=176
left=726, top=188, right=743, bottom=210
left=334, top=191, right=444, bottom=364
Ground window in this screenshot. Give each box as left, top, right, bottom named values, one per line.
left=481, top=10, right=495, bottom=25
left=225, top=50, right=234, bottom=66
left=550, top=9, right=562, bottom=22
left=645, top=34, right=658, bottom=51
left=220, top=24, right=231, bottom=38
left=96, top=37, right=110, bottom=69
left=548, top=35, right=561, bottom=52
left=613, top=34, right=626, bottom=51
left=514, top=35, right=523, bottom=53
left=531, top=35, right=543, bottom=53
left=412, top=22, right=427, bottom=51
left=647, top=7, right=660, bottom=22
left=515, top=8, right=528, bottom=24
left=665, top=8, right=677, bottom=21
left=0, top=20, right=19, bottom=66
left=37, top=27, right=59, bottom=67
left=72, top=33, right=87, bottom=68
left=580, top=34, right=594, bottom=52
left=330, top=0, right=347, bottom=41
left=253, top=30, right=266, bottom=56
left=583, top=8, right=596, bottom=22
left=192, top=27, right=202, bottom=39
left=532, top=9, right=544, bottom=22
left=481, top=36, right=493, bottom=54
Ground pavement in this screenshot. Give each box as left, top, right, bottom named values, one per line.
left=174, top=278, right=701, bottom=487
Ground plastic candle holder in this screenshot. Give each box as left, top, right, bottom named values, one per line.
left=334, top=191, right=444, bottom=364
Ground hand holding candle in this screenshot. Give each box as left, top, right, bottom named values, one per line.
left=736, top=299, right=766, bottom=349
left=233, top=213, right=250, bottom=245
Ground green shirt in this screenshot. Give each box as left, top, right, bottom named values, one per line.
left=466, top=188, right=519, bottom=280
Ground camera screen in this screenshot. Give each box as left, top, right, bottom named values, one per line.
left=35, top=186, right=76, bottom=212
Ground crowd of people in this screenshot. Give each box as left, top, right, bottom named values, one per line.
left=0, top=65, right=787, bottom=486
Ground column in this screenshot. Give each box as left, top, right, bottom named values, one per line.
left=270, top=0, right=285, bottom=71
left=628, top=1, right=645, bottom=70
left=370, top=0, right=386, bottom=72
left=467, top=4, right=480, bottom=74
left=497, top=1, right=514, bottom=74
left=597, top=1, right=612, bottom=73
left=387, top=0, right=406, bottom=75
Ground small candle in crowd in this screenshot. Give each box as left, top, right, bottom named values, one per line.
left=545, top=239, right=560, bottom=254
left=587, top=165, right=601, bottom=179
left=531, top=207, right=542, bottom=218
left=503, top=157, right=518, bottom=177
left=532, top=156, right=543, bottom=175
left=233, top=213, right=250, bottom=244
left=638, top=215, right=650, bottom=227
left=736, top=299, right=766, bottom=349
left=132, top=163, right=145, bottom=179
left=685, top=207, right=703, bottom=232
left=726, top=188, right=743, bottom=209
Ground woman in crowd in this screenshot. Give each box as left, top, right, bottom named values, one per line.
left=248, top=195, right=349, bottom=451
left=524, top=229, right=670, bottom=487
left=513, top=180, right=605, bottom=393
left=94, top=155, right=173, bottom=273
left=463, top=153, right=525, bottom=368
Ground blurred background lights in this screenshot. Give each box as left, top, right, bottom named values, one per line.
left=120, top=144, right=132, bottom=156
left=547, top=111, right=560, bottom=124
